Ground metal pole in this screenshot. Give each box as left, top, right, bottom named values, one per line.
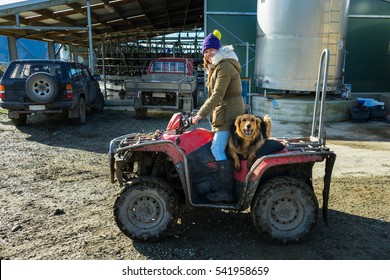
left=101, top=40, right=107, bottom=98
left=87, top=0, right=94, bottom=74
left=311, top=49, right=329, bottom=144
left=246, top=42, right=249, bottom=77
left=203, top=0, right=208, bottom=93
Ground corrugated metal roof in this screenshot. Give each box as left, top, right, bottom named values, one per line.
left=0, top=0, right=204, bottom=46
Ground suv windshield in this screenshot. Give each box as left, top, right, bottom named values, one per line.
left=7, top=62, right=63, bottom=79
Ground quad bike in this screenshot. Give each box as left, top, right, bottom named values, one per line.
left=108, top=49, right=336, bottom=244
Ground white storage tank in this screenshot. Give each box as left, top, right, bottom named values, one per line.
left=254, top=0, right=350, bottom=92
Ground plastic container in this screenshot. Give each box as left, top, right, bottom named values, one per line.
left=357, top=98, right=385, bottom=107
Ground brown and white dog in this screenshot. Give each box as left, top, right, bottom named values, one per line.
left=228, top=114, right=272, bottom=171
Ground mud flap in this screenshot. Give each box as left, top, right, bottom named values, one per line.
left=323, top=153, right=336, bottom=226
left=110, top=155, right=117, bottom=184
left=67, top=104, right=79, bottom=118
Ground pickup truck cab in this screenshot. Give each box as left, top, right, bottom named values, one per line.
left=147, top=57, right=195, bottom=75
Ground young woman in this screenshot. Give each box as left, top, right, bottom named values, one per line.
left=192, top=30, right=245, bottom=202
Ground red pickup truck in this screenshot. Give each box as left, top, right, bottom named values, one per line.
left=124, top=57, right=198, bottom=118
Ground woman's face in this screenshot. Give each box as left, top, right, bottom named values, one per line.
left=204, top=48, right=218, bottom=62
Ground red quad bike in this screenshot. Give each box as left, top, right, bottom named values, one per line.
left=109, top=49, right=336, bottom=244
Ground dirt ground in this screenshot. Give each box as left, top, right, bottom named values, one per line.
left=0, top=108, right=389, bottom=260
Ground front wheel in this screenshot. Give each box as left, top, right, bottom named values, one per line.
left=114, top=177, right=178, bottom=242
left=251, top=176, right=319, bottom=244
left=91, top=93, right=104, bottom=113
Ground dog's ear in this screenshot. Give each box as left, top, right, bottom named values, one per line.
left=255, top=117, right=261, bottom=130
left=235, top=116, right=241, bottom=129
left=263, top=115, right=272, bottom=138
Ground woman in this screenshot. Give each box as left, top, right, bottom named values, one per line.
left=192, top=30, right=245, bottom=202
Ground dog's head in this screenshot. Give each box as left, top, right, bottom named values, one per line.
left=234, top=114, right=272, bottom=141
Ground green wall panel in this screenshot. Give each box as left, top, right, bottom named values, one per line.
left=206, top=0, right=257, bottom=86
left=344, top=17, right=390, bottom=92
left=350, top=0, right=390, bottom=15
left=207, top=0, right=256, bottom=13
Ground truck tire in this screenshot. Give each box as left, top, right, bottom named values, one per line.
left=192, top=91, right=198, bottom=109
left=135, top=108, right=147, bottom=119
left=114, top=177, right=178, bottom=242
left=134, top=97, right=147, bottom=119
left=251, top=176, right=318, bottom=244
left=26, top=72, right=59, bottom=104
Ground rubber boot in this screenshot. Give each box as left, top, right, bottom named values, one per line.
left=205, top=160, right=234, bottom=203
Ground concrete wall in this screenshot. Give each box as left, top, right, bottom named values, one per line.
left=252, top=95, right=357, bottom=123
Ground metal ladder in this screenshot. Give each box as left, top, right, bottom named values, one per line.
left=311, top=48, right=330, bottom=145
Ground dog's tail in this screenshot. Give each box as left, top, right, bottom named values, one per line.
left=258, top=115, right=272, bottom=139
left=263, top=115, right=271, bottom=138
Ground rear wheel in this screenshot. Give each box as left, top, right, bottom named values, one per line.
left=251, top=176, right=318, bottom=244
left=134, top=97, right=147, bottom=119
left=114, top=177, right=178, bottom=242
left=11, top=114, right=27, bottom=126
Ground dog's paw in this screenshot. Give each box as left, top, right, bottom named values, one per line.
left=234, top=164, right=241, bottom=172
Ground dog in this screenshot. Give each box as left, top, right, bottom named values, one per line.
left=228, top=114, right=272, bottom=171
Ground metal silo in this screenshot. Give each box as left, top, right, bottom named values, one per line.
left=254, top=0, right=350, bottom=92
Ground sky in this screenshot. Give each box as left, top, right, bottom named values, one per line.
left=0, top=1, right=50, bottom=8
left=0, top=0, right=38, bottom=6
left=0, top=0, right=28, bottom=6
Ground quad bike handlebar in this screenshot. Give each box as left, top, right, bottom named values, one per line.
left=169, top=111, right=199, bottom=134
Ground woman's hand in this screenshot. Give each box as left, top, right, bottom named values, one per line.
left=192, top=115, right=202, bottom=125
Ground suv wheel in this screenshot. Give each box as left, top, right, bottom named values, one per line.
left=251, top=176, right=319, bottom=244
left=91, top=93, right=104, bottom=113
left=26, top=73, right=59, bottom=103
left=11, top=114, right=27, bottom=126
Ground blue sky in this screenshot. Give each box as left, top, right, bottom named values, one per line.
left=0, top=36, right=49, bottom=62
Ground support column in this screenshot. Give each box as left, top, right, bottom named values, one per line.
left=7, top=37, right=18, bottom=60
left=48, top=42, right=55, bottom=59
left=87, top=0, right=94, bottom=74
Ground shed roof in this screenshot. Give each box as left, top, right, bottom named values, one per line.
left=0, top=0, right=204, bottom=46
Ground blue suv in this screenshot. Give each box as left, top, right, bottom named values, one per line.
left=0, top=59, right=104, bottom=126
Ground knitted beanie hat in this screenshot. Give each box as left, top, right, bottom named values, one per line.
left=202, top=30, right=222, bottom=53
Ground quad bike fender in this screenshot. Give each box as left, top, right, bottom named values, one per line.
left=242, top=152, right=336, bottom=219
left=110, top=140, right=189, bottom=189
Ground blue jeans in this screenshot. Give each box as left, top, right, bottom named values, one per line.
left=211, top=131, right=230, bottom=161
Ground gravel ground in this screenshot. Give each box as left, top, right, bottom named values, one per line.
left=0, top=108, right=389, bottom=260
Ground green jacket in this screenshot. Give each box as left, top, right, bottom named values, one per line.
left=198, top=47, right=245, bottom=132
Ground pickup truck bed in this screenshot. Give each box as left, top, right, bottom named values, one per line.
left=123, top=57, right=199, bottom=119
